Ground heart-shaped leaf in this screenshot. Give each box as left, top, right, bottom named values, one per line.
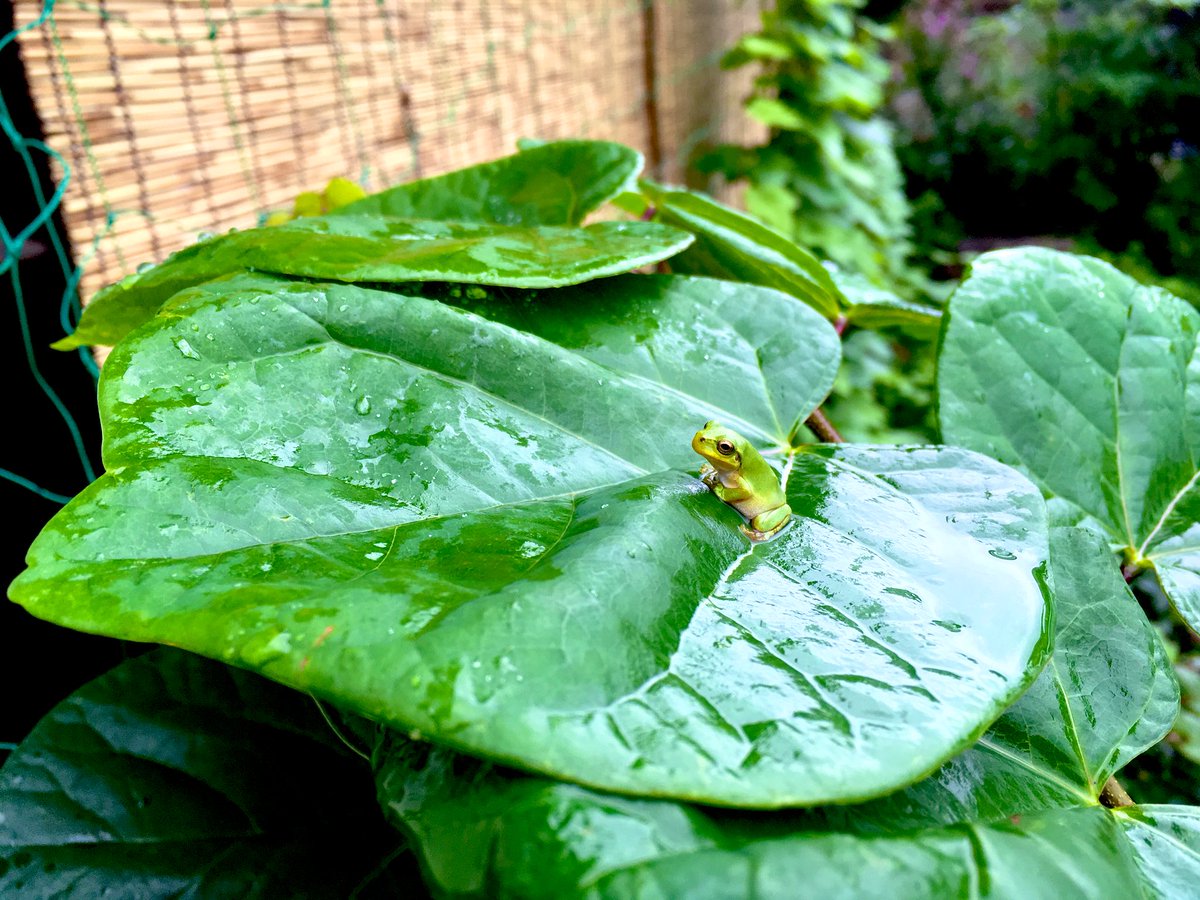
left=0, top=649, right=410, bottom=898
left=331, top=139, right=642, bottom=226
left=629, top=180, right=844, bottom=318
left=56, top=218, right=690, bottom=350
left=11, top=272, right=1051, bottom=807
left=938, top=248, right=1200, bottom=630
left=371, top=530, right=1184, bottom=897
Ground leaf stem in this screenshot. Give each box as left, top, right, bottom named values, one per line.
left=834, top=314, right=848, bottom=336
left=805, top=408, right=843, bottom=443
left=1099, top=775, right=1134, bottom=808
left=311, top=695, right=370, bottom=763
left=640, top=0, right=663, bottom=179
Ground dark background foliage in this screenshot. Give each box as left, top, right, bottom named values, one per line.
left=891, top=0, right=1200, bottom=294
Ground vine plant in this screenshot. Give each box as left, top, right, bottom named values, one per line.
left=700, top=0, right=919, bottom=291
left=2, top=140, right=1198, bottom=896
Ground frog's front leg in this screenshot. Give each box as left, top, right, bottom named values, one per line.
left=699, top=461, right=719, bottom=488
left=740, top=503, right=793, bottom=541
left=710, top=473, right=753, bottom=504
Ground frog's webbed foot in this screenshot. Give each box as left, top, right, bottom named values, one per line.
left=739, top=520, right=790, bottom=542
left=739, top=506, right=792, bottom=542
left=699, top=463, right=720, bottom=488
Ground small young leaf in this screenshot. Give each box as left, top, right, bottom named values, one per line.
left=835, top=269, right=941, bottom=336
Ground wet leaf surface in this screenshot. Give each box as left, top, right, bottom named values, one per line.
left=371, top=530, right=1182, bottom=897
left=12, top=273, right=1052, bottom=807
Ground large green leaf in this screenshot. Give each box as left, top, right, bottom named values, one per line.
left=371, top=530, right=1185, bottom=897
left=12, top=272, right=1051, bottom=807
left=56, top=217, right=690, bottom=350
left=332, top=139, right=642, bottom=226
left=939, top=248, right=1200, bottom=630
left=0, top=649, right=410, bottom=898
left=629, top=180, right=844, bottom=319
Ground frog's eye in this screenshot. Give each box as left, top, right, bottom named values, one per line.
left=717, top=440, right=735, bottom=456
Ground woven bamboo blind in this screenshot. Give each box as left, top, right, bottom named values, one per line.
left=14, top=0, right=765, bottom=304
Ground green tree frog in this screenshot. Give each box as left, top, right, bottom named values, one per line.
left=691, top=421, right=792, bottom=540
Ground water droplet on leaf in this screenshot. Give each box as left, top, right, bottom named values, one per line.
left=173, top=338, right=200, bottom=359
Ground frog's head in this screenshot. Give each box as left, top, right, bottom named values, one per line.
left=692, top=420, right=746, bottom=473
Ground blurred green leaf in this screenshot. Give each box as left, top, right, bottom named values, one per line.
left=1176, top=655, right=1200, bottom=768
left=745, top=97, right=812, bottom=130
left=633, top=180, right=844, bottom=318
left=709, top=1, right=919, bottom=288
left=723, top=34, right=793, bottom=66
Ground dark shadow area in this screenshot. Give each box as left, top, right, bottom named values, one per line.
left=1, top=0, right=123, bottom=749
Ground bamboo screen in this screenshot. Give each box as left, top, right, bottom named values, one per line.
left=14, top=0, right=766, bottom=304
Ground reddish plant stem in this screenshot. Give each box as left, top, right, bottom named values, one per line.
left=805, top=408, right=843, bottom=443
left=834, top=314, right=848, bottom=336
